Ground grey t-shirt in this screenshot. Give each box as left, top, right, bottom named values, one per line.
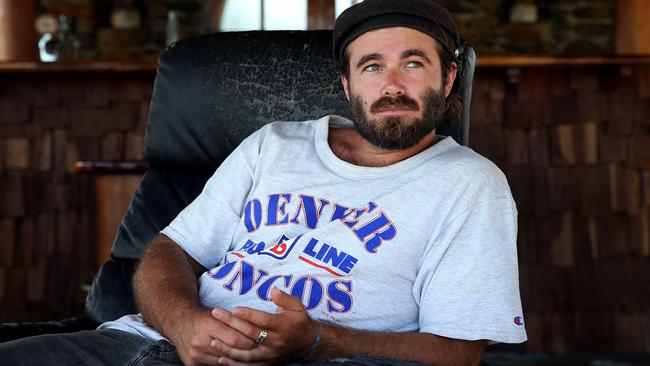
left=102, top=115, right=527, bottom=344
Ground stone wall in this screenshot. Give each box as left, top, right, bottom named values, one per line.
left=37, top=0, right=615, bottom=57
left=37, top=0, right=204, bottom=59
left=439, top=0, right=614, bottom=55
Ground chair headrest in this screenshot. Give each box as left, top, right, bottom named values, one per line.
left=145, top=30, right=349, bottom=172
left=144, top=30, right=471, bottom=173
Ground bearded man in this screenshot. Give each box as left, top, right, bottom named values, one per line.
left=0, top=0, right=527, bottom=365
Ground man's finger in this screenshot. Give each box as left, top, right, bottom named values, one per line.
left=231, top=306, right=277, bottom=329
left=199, top=315, right=257, bottom=351
left=270, top=286, right=304, bottom=311
left=212, top=308, right=261, bottom=346
left=210, top=338, right=273, bottom=363
left=217, top=357, right=267, bottom=366
left=183, top=351, right=221, bottom=366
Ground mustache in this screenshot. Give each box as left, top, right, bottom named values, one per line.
left=370, top=95, right=420, bottom=113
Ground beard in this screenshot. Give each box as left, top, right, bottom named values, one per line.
left=349, top=87, right=446, bottom=150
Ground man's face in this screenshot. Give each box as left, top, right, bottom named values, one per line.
left=341, top=27, right=456, bottom=150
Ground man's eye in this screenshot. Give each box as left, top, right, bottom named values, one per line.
left=363, top=64, right=381, bottom=72
left=406, top=61, right=423, bottom=68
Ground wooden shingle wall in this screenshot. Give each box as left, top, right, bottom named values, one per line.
left=471, top=65, right=650, bottom=354
left=0, top=65, right=649, bottom=354
left=0, top=72, right=153, bottom=322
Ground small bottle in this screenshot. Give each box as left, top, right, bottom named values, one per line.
left=38, top=33, right=58, bottom=62
left=35, top=14, right=59, bottom=62
left=166, top=10, right=179, bottom=46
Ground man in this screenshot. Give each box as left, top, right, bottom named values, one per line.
left=0, top=0, right=526, bottom=365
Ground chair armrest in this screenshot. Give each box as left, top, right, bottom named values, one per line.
left=74, top=160, right=149, bottom=175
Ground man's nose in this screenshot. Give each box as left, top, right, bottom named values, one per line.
left=382, top=69, right=405, bottom=96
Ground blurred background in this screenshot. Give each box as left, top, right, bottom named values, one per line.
left=0, top=0, right=649, bottom=362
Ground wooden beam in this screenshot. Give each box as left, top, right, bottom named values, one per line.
left=308, top=0, right=335, bottom=30
left=205, top=0, right=227, bottom=32
left=0, top=0, right=38, bottom=61
left=615, top=0, right=650, bottom=54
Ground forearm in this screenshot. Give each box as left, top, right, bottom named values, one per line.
left=313, top=324, right=486, bottom=366
left=211, top=288, right=486, bottom=366
left=132, top=233, right=206, bottom=338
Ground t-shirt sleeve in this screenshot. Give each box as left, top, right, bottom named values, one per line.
left=415, top=197, right=528, bottom=344
left=160, top=130, right=263, bottom=270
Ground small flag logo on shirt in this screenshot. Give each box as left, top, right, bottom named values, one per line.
left=514, top=316, right=524, bottom=326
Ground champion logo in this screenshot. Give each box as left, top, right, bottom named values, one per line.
left=514, top=316, right=524, bottom=326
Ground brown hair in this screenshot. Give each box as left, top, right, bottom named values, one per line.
left=437, top=43, right=462, bottom=128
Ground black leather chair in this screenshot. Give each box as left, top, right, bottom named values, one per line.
left=0, top=30, right=476, bottom=348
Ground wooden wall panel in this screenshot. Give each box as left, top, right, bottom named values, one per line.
left=474, top=65, right=650, bottom=355
left=1, top=65, right=649, bottom=354
left=0, top=73, right=152, bottom=322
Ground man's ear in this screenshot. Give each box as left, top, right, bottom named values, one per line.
left=444, top=63, right=458, bottom=97
left=340, top=72, right=351, bottom=102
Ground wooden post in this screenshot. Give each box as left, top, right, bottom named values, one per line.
left=615, top=0, right=650, bottom=54
left=0, top=0, right=38, bottom=61
left=205, top=0, right=227, bottom=32
left=308, top=0, right=335, bottom=30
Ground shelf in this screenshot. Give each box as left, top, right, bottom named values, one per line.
left=0, top=60, right=157, bottom=73
left=477, top=54, right=650, bottom=68
left=1, top=55, right=650, bottom=74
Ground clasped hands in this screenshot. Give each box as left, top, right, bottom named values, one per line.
left=171, top=287, right=320, bottom=366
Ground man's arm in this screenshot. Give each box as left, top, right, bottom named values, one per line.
left=314, top=325, right=486, bottom=366
left=132, top=233, right=257, bottom=366
left=210, top=287, right=486, bottom=366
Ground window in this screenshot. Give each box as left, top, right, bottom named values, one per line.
left=335, top=0, right=362, bottom=17
left=218, top=0, right=363, bottom=31
left=264, top=0, right=308, bottom=30
left=220, top=0, right=262, bottom=31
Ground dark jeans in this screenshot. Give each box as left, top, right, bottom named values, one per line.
left=0, top=329, right=182, bottom=365
left=0, top=329, right=433, bottom=366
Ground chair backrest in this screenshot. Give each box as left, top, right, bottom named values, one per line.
left=84, top=30, right=476, bottom=323
left=458, top=40, right=476, bottom=146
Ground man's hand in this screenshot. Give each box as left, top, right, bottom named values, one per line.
left=209, top=287, right=319, bottom=366
left=166, top=306, right=259, bottom=366
left=132, top=238, right=484, bottom=366
left=210, top=286, right=486, bottom=366
left=132, top=236, right=261, bottom=366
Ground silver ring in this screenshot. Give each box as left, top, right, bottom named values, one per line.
left=256, top=328, right=268, bottom=343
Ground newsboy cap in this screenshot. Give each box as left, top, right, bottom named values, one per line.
left=333, top=0, right=460, bottom=67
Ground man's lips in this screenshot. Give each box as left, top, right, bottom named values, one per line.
left=370, top=96, right=420, bottom=114
left=375, top=106, right=418, bottom=113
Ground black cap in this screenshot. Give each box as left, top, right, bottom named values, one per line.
left=333, top=0, right=460, bottom=67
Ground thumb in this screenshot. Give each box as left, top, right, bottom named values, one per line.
left=271, top=286, right=304, bottom=312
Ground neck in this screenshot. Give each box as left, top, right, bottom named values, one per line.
left=328, top=128, right=440, bottom=167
